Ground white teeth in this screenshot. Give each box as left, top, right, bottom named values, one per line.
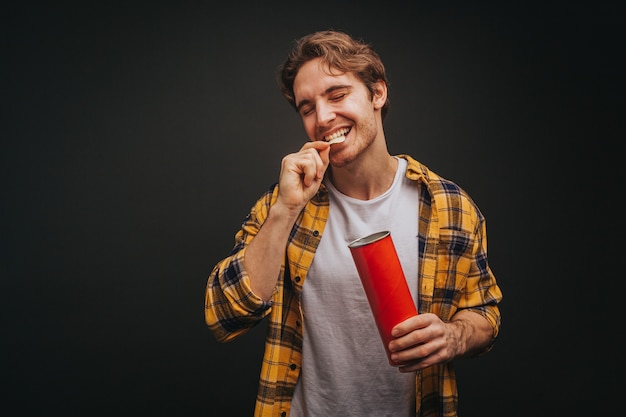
left=325, top=128, right=349, bottom=144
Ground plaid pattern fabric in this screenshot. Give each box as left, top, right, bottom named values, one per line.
left=205, top=155, right=503, bottom=417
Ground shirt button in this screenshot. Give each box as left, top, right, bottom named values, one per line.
left=281, top=412, right=287, bottom=417
left=313, top=230, right=319, bottom=236
left=289, top=363, right=297, bottom=370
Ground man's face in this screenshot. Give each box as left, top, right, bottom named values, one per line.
left=293, top=58, right=385, bottom=167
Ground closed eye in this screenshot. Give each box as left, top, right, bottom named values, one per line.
left=300, top=105, right=314, bottom=116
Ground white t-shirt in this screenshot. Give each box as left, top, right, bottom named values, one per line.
left=290, top=157, right=419, bottom=417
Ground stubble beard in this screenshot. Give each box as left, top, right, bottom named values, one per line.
left=328, top=117, right=378, bottom=169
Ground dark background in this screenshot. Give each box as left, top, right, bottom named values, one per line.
left=2, top=1, right=623, bottom=416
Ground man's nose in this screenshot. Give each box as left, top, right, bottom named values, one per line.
left=316, top=102, right=336, bottom=126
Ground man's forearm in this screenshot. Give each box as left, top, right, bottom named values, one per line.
left=449, top=310, right=495, bottom=358
left=244, top=203, right=300, bottom=301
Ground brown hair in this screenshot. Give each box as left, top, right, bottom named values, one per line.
left=277, top=30, right=390, bottom=120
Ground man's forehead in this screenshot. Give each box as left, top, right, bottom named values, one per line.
left=296, top=59, right=350, bottom=81
left=294, top=60, right=358, bottom=98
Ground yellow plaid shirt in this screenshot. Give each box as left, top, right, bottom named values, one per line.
left=205, top=154, right=503, bottom=417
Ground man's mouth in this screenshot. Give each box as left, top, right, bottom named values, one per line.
left=324, top=127, right=350, bottom=144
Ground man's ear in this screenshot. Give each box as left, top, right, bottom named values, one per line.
left=372, top=80, right=387, bottom=110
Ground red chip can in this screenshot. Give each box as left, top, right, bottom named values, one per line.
left=348, top=230, right=418, bottom=365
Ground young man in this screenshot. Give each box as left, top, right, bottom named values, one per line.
left=205, top=30, right=503, bottom=417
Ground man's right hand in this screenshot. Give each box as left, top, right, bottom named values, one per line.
left=275, top=140, right=331, bottom=215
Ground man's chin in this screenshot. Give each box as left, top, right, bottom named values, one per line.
left=329, top=155, right=353, bottom=169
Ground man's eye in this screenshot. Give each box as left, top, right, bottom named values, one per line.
left=301, top=107, right=314, bottom=116
left=330, top=93, right=346, bottom=101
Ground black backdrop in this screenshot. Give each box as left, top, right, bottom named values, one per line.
left=3, top=2, right=623, bottom=416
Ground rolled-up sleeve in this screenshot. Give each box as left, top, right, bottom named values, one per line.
left=205, top=187, right=277, bottom=342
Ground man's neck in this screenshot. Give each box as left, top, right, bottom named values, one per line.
left=328, top=152, right=398, bottom=201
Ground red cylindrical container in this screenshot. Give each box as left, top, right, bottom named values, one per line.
left=348, top=230, right=418, bottom=365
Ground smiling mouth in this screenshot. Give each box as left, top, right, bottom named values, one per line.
left=324, top=128, right=350, bottom=145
